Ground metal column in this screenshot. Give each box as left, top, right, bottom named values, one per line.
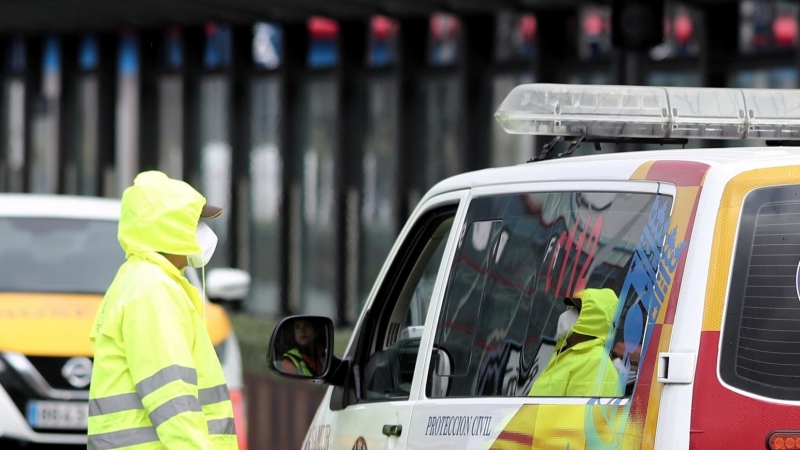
left=280, top=21, right=307, bottom=317
left=22, top=37, right=42, bottom=193
left=138, top=30, right=160, bottom=172
left=97, top=33, right=118, bottom=197
left=337, top=18, right=368, bottom=325
left=182, top=27, right=204, bottom=186
left=230, top=25, right=253, bottom=272
left=461, top=14, right=495, bottom=173
left=57, top=35, right=78, bottom=194
left=531, top=9, right=570, bottom=158
left=397, top=17, right=427, bottom=226
left=699, top=2, right=738, bottom=88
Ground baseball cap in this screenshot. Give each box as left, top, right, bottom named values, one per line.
left=563, top=278, right=588, bottom=307
left=200, top=203, right=223, bottom=219
left=564, top=296, right=581, bottom=307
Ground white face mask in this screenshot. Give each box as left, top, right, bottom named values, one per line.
left=556, top=308, right=579, bottom=341
left=187, top=221, right=218, bottom=268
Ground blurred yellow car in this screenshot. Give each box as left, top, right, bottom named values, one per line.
left=0, top=193, right=249, bottom=448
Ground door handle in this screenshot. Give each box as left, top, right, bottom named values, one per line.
left=383, top=424, right=402, bottom=437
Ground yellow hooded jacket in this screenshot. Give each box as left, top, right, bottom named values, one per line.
left=87, top=171, right=237, bottom=449
left=528, top=288, right=621, bottom=398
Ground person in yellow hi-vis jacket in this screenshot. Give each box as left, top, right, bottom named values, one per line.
left=489, top=288, right=623, bottom=450
left=528, top=287, right=621, bottom=398
left=87, top=171, right=238, bottom=450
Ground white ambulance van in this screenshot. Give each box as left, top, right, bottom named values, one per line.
left=268, top=83, right=800, bottom=450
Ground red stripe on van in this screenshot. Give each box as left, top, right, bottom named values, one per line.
left=644, top=160, right=710, bottom=187
left=663, top=185, right=703, bottom=325
left=496, top=430, right=534, bottom=446
left=690, top=331, right=800, bottom=449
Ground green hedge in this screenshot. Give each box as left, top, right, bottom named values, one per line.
left=229, top=312, right=354, bottom=381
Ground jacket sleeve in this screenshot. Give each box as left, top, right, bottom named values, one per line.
left=122, top=282, right=214, bottom=450
left=565, top=354, right=621, bottom=397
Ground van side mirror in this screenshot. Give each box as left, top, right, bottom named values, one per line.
left=268, top=315, right=334, bottom=381
left=206, top=268, right=251, bottom=309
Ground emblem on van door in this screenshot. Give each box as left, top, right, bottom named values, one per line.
left=352, top=437, right=367, bottom=450
left=62, top=357, right=93, bottom=388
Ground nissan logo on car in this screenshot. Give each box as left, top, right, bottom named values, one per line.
left=62, top=357, right=93, bottom=389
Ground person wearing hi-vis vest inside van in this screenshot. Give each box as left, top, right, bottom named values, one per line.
left=282, top=318, right=325, bottom=377
left=528, top=286, right=622, bottom=398
left=88, top=171, right=238, bottom=450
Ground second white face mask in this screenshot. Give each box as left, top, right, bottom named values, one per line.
left=556, top=308, right=580, bottom=341
left=187, top=221, right=218, bottom=268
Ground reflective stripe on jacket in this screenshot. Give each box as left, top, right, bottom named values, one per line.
left=88, top=171, right=237, bottom=449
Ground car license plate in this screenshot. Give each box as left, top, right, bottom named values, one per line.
left=27, top=400, right=89, bottom=429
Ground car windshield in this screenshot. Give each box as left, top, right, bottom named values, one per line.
left=0, top=217, right=124, bottom=295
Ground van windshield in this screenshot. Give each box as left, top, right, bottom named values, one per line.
left=0, top=217, right=124, bottom=295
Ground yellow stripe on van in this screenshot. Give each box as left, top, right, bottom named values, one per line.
left=630, top=160, right=656, bottom=180
left=641, top=323, right=672, bottom=446
left=702, top=165, right=800, bottom=331
left=0, top=293, right=232, bottom=357
left=655, top=186, right=699, bottom=325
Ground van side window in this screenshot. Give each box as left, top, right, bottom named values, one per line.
left=720, top=185, right=800, bottom=401
left=430, top=191, right=672, bottom=398
left=359, top=208, right=455, bottom=401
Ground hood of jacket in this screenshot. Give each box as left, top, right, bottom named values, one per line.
left=569, top=288, right=619, bottom=341
left=118, top=171, right=205, bottom=259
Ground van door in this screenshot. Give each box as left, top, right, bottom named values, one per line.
left=326, top=189, right=467, bottom=450
left=688, top=175, right=800, bottom=448
left=403, top=180, right=700, bottom=450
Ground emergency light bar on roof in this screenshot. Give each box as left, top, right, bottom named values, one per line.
left=495, top=84, right=800, bottom=142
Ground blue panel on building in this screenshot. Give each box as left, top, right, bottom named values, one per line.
left=119, top=33, right=139, bottom=76
left=79, top=34, right=99, bottom=71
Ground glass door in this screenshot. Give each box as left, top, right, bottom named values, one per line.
left=248, top=76, right=282, bottom=314
left=198, top=74, right=232, bottom=269
left=297, top=76, right=339, bottom=319
left=358, top=76, right=400, bottom=311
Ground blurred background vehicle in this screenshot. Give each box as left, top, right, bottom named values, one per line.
left=0, top=194, right=249, bottom=448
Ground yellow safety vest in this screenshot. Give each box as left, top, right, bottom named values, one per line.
left=88, top=171, right=237, bottom=449
left=284, top=348, right=314, bottom=376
